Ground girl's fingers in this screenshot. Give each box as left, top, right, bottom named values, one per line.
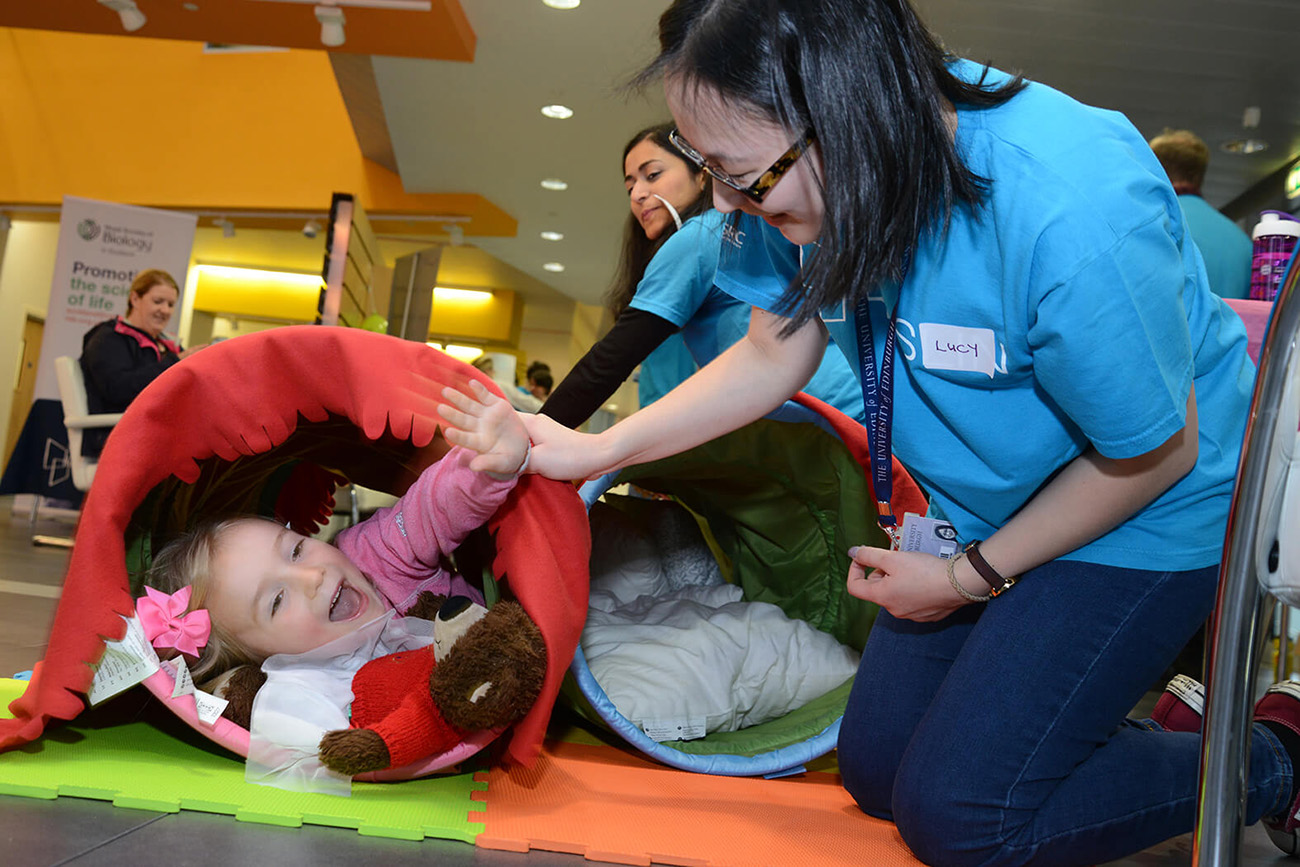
left=440, top=385, right=481, bottom=415
left=443, top=426, right=471, bottom=449
left=436, top=403, right=474, bottom=429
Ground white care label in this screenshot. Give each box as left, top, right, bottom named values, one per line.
left=194, top=691, right=230, bottom=726
left=919, top=323, right=996, bottom=378
left=641, top=717, right=708, bottom=743
left=161, top=657, right=230, bottom=726
left=87, top=615, right=160, bottom=706
left=171, top=655, right=195, bottom=698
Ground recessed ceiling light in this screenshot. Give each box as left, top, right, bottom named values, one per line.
left=543, top=262, right=565, bottom=273
left=543, top=0, right=580, bottom=8
left=182, top=2, right=199, bottom=9
left=540, top=178, right=568, bottom=191
left=540, top=231, right=564, bottom=241
left=1221, top=138, right=1269, bottom=155
left=541, top=104, right=574, bottom=120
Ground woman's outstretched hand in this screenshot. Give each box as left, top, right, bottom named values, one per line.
left=438, top=380, right=531, bottom=478
left=846, top=545, right=979, bottom=622
left=519, top=412, right=617, bottom=483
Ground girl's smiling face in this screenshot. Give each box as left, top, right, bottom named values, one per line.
left=204, top=519, right=387, bottom=659
left=665, top=78, right=825, bottom=246
left=624, top=138, right=706, bottom=241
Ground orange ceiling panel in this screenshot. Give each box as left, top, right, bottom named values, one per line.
left=0, top=0, right=473, bottom=61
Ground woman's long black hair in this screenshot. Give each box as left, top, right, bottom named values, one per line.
left=638, top=0, right=1025, bottom=330
left=606, top=123, right=712, bottom=317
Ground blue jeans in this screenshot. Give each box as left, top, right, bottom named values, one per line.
left=837, top=559, right=1292, bottom=867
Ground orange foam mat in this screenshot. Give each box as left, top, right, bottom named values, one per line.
left=475, top=740, right=922, bottom=867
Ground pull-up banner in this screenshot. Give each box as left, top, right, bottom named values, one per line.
left=32, top=196, right=197, bottom=401
left=1, top=196, right=196, bottom=500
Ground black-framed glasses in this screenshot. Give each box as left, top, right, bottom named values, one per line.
left=669, top=126, right=816, bottom=204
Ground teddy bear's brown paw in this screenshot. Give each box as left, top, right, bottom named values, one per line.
left=318, top=728, right=391, bottom=776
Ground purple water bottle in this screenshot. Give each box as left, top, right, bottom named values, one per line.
left=1250, top=210, right=1300, bottom=302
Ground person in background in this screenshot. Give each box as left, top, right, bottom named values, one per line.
left=473, top=353, right=543, bottom=412
left=1149, top=128, right=1253, bottom=299
left=78, top=268, right=206, bottom=457
left=540, top=123, right=862, bottom=428
left=520, top=1, right=1297, bottom=864
left=524, top=361, right=553, bottom=401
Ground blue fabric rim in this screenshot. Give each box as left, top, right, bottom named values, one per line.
left=572, top=398, right=845, bottom=776
left=570, top=645, right=841, bottom=777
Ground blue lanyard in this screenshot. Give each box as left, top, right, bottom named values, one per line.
left=853, top=295, right=899, bottom=547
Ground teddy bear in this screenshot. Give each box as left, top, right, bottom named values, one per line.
left=209, top=591, right=547, bottom=777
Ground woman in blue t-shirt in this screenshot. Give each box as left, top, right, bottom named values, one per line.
left=522, top=1, right=1294, bottom=864
left=540, top=123, right=862, bottom=427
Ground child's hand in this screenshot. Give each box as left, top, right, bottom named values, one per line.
left=437, top=380, right=530, bottom=478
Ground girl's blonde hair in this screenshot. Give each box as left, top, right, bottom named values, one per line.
left=147, top=516, right=274, bottom=682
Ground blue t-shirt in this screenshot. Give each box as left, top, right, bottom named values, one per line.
left=713, top=213, right=866, bottom=422
left=638, top=332, right=698, bottom=407
left=632, top=209, right=865, bottom=422
left=720, top=61, right=1255, bottom=571
left=1178, top=194, right=1253, bottom=300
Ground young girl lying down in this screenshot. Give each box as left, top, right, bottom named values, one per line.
left=141, top=381, right=539, bottom=790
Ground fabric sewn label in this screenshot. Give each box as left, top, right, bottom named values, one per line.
left=88, top=614, right=160, bottom=706
left=641, top=717, right=708, bottom=743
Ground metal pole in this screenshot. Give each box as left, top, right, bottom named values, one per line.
left=1279, top=606, right=1292, bottom=684
left=1195, top=263, right=1300, bottom=866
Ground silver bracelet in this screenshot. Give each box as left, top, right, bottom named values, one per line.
left=947, top=552, right=992, bottom=603
left=515, top=439, right=532, bottom=476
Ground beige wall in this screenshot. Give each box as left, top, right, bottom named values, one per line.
left=0, top=221, right=60, bottom=459
left=0, top=218, right=619, bottom=463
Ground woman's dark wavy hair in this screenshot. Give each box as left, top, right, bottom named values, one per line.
left=636, top=0, right=1025, bottom=331
left=606, top=123, right=712, bottom=317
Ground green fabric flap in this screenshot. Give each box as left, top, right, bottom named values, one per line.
left=610, top=417, right=884, bottom=650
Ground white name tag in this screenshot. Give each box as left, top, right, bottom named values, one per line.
left=919, top=323, right=996, bottom=378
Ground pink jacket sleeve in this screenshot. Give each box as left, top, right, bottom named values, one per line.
left=336, top=447, right=517, bottom=612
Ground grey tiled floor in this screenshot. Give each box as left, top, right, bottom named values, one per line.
left=0, top=496, right=1289, bottom=866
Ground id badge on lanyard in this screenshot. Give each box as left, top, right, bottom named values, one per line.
left=853, top=295, right=900, bottom=549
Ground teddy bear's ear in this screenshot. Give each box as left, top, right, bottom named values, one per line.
left=201, top=665, right=267, bottom=730
left=402, top=591, right=448, bottom=621
left=433, top=595, right=490, bottom=663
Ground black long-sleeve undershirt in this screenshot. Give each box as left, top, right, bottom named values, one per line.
left=539, top=307, right=681, bottom=429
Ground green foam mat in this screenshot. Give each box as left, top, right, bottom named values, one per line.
left=0, top=678, right=486, bottom=842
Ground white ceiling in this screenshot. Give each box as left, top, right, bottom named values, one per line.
left=376, top=0, right=1300, bottom=307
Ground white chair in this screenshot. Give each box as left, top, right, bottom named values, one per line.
left=53, top=355, right=123, bottom=493
left=30, top=357, right=123, bottom=547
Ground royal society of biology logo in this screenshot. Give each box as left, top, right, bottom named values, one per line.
left=77, top=219, right=101, bottom=242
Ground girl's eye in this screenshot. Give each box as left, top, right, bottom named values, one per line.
left=646, top=171, right=661, bottom=182
left=291, top=540, right=304, bottom=560
left=271, top=591, right=283, bottom=617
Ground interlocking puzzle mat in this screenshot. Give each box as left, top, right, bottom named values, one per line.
left=0, top=679, right=485, bottom=843
left=477, top=738, right=921, bottom=867
left=2, top=678, right=921, bottom=864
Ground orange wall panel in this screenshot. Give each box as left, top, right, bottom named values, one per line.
left=0, top=28, right=515, bottom=236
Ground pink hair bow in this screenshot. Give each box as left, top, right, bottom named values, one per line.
left=137, top=585, right=211, bottom=657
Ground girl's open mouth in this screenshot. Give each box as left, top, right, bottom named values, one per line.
left=328, top=581, right=365, bottom=621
